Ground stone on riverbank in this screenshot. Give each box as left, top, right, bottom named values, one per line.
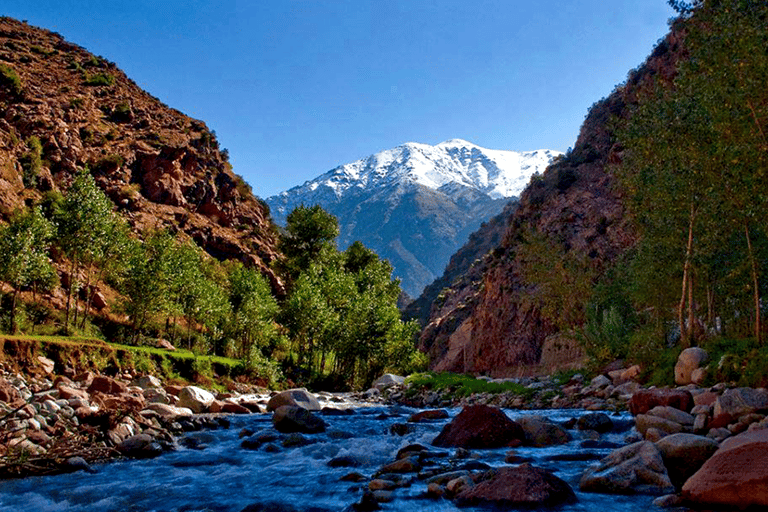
left=177, top=386, right=216, bottom=413
left=655, top=433, right=719, bottom=489
left=682, top=429, right=768, bottom=508
left=629, top=389, right=693, bottom=416
left=579, top=441, right=675, bottom=495
left=267, top=388, right=321, bottom=412
left=674, top=348, right=708, bottom=385
left=455, top=464, right=576, bottom=507
left=577, top=412, right=613, bottom=433
left=432, top=405, right=524, bottom=449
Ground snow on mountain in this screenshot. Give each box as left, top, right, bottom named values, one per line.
left=272, top=139, right=560, bottom=213
left=266, top=140, right=561, bottom=297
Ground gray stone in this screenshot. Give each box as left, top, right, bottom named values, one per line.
left=635, top=414, right=685, bottom=437
left=713, top=387, right=768, bottom=420
left=272, top=405, right=326, bottom=434
left=655, top=433, right=719, bottom=489
left=177, top=386, right=215, bottom=413
left=579, top=441, right=675, bottom=495
left=675, top=348, right=709, bottom=385
left=372, top=374, right=405, bottom=390
left=648, top=405, right=695, bottom=426
left=517, top=416, right=571, bottom=447
left=267, top=389, right=321, bottom=412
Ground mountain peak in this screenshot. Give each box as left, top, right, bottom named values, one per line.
left=266, top=140, right=560, bottom=296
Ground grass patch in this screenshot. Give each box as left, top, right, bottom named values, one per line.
left=83, top=72, right=114, bottom=87
left=405, top=372, right=533, bottom=399
left=0, top=63, right=23, bottom=96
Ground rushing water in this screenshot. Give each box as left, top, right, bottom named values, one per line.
left=0, top=406, right=657, bottom=512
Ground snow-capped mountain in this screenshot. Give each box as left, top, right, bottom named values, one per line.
left=266, top=139, right=560, bottom=298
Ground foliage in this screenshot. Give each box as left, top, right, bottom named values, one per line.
left=277, top=204, right=339, bottom=284
left=0, top=63, right=23, bottom=96
left=571, top=305, right=632, bottom=368
left=516, top=229, right=595, bottom=330
left=83, top=72, right=114, bottom=87
left=19, top=136, right=43, bottom=188
left=0, top=207, right=55, bottom=333
left=613, top=0, right=768, bottom=353
left=405, top=372, right=532, bottom=398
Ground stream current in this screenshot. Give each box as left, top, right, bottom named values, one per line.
left=0, top=406, right=657, bottom=512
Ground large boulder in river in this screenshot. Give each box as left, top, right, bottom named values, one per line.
left=682, top=429, right=768, bottom=508
left=655, top=433, right=719, bottom=489
left=177, top=386, right=215, bottom=413
left=579, top=441, right=675, bottom=495
left=272, top=405, right=327, bottom=434
left=432, top=405, right=524, bottom=449
left=455, top=464, right=576, bottom=508
left=517, top=416, right=571, bottom=447
left=674, top=348, right=709, bottom=385
left=267, top=389, right=321, bottom=412
left=577, top=412, right=613, bottom=433
left=629, top=389, right=693, bottom=416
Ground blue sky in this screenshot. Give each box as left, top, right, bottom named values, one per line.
left=4, top=1, right=675, bottom=198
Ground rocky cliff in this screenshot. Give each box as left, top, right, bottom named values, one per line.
left=417, top=25, right=685, bottom=376
left=0, top=18, right=280, bottom=288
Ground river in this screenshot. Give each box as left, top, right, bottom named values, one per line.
left=0, top=405, right=657, bottom=511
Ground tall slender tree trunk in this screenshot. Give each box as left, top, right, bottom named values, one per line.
left=688, top=271, right=696, bottom=345
left=80, top=262, right=94, bottom=331
left=64, top=259, right=77, bottom=335
left=744, top=222, right=762, bottom=343
left=679, top=202, right=696, bottom=348
left=10, top=288, right=19, bottom=334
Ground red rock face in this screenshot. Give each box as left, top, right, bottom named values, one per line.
left=431, top=404, right=524, bottom=449
left=418, top=24, right=686, bottom=377
left=682, top=429, right=768, bottom=508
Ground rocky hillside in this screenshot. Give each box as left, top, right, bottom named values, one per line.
left=0, top=18, right=280, bottom=289
left=267, top=140, right=558, bottom=297
left=418, top=26, right=684, bottom=376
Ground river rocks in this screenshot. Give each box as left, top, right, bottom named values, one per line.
left=517, top=416, right=571, bottom=447
left=408, top=409, right=448, bottom=422
left=372, top=374, right=405, bottom=390
left=655, top=433, right=719, bottom=489
left=580, top=441, right=675, bottom=495
left=142, top=403, right=194, bottom=418
left=116, top=434, right=164, bottom=459
left=267, top=389, right=322, bottom=412
left=377, top=457, right=420, bottom=474
left=88, top=375, right=127, bottom=395
left=432, top=405, right=524, bottom=449
left=682, top=429, right=768, bottom=508
left=577, top=412, right=613, bottom=433
left=712, top=387, right=768, bottom=426
left=674, top=348, right=709, bottom=385
left=177, top=386, right=216, bottom=413
left=133, top=375, right=162, bottom=389
left=272, top=405, right=327, bottom=434
left=455, top=464, right=576, bottom=507
left=629, top=389, right=693, bottom=416
left=635, top=414, right=685, bottom=438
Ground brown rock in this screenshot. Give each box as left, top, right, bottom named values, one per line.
left=221, top=402, right=251, bottom=414
left=712, top=387, right=768, bottom=427
left=655, top=433, right=719, bottom=489
left=57, top=385, right=89, bottom=401
left=431, top=405, right=524, bottom=449
left=580, top=441, right=675, bottom=495
left=88, top=376, right=127, bottom=395
left=408, top=409, right=449, bottom=422
left=377, top=457, right=420, bottom=474
left=629, top=389, right=693, bottom=416
left=0, top=378, right=21, bottom=404
left=455, top=464, right=576, bottom=507
left=267, top=389, right=321, bottom=412
left=517, top=416, right=570, bottom=447
left=682, top=429, right=768, bottom=508
left=635, top=414, right=685, bottom=437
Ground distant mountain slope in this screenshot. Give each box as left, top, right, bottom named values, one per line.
left=415, top=24, right=685, bottom=376
left=267, top=140, right=559, bottom=297
left=0, top=17, right=280, bottom=289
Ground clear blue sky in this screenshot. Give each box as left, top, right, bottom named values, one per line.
left=4, top=1, right=675, bottom=198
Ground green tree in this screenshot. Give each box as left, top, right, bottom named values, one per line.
left=277, top=204, right=339, bottom=283
left=56, top=169, right=118, bottom=334
left=225, top=262, right=279, bottom=361
left=0, top=207, right=55, bottom=333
